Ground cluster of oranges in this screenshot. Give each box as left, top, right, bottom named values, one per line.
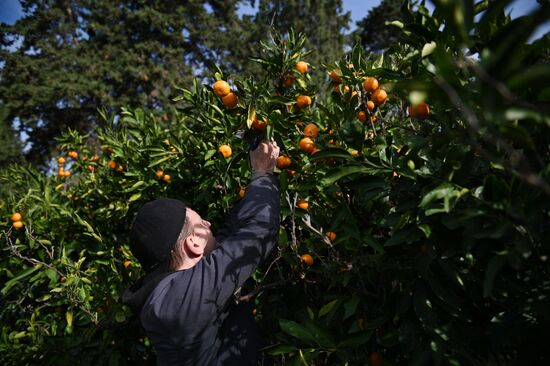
left=10, top=212, right=24, bottom=230
left=298, top=123, right=321, bottom=155
left=282, top=60, right=309, bottom=89
left=57, top=152, right=78, bottom=177
left=155, top=169, right=171, bottom=182
left=213, top=80, right=238, bottom=108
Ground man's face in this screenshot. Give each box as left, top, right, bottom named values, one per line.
left=185, top=208, right=217, bottom=255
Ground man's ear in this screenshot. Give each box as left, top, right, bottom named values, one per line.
left=184, top=235, right=204, bottom=257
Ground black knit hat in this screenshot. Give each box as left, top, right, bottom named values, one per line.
left=129, top=198, right=187, bottom=273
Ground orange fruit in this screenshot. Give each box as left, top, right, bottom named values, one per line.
left=12, top=221, right=24, bottom=229
left=68, top=151, right=78, bottom=159
left=87, top=165, right=95, bottom=173
left=363, top=77, right=379, bottom=93
left=408, top=102, right=431, bottom=119
left=108, top=160, right=117, bottom=169
left=295, top=61, right=308, bottom=74
left=356, top=111, right=367, bottom=123
left=297, top=199, right=309, bottom=210
left=369, top=351, right=383, bottom=366
left=239, top=188, right=245, bottom=199
left=296, top=95, right=312, bottom=109
left=218, top=144, right=232, bottom=158
left=155, top=170, right=164, bottom=178
left=367, top=100, right=375, bottom=111
left=57, top=157, right=66, bottom=165
left=58, top=167, right=65, bottom=177
left=252, top=308, right=257, bottom=317
left=276, top=155, right=291, bottom=169
left=286, top=169, right=296, bottom=178
left=63, top=170, right=71, bottom=177
left=303, top=123, right=319, bottom=138
left=252, top=118, right=268, bottom=131
left=283, top=74, right=294, bottom=88
left=298, top=137, right=315, bottom=154
left=162, top=174, right=171, bottom=182
left=329, top=69, right=342, bottom=83
left=371, top=115, right=377, bottom=123
left=371, top=89, right=387, bottom=105
left=300, top=254, right=314, bottom=266
left=222, top=92, right=239, bottom=108
left=123, top=260, right=132, bottom=269
left=10, top=213, right=22, bottom=222
left=91, top=154, right=100, bottom=162
left=326, top=231, right=336, bottom=241
left=213, top=80, right=230, bottom=97
left=117, top=164, right=125, bottom=172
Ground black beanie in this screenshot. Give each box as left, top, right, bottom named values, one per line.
left=130, top=198, right=187, bottom=273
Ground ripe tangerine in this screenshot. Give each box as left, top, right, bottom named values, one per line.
left=218, top=144, right=232, bottom=158
left=299, top=137, right=315, bottom=154
left=222, top=92, right=239, bottom=108
left=297, top=199, right=309, bottom=210
left=276, top=155, right=291, bottom=169
left=213, top=80, right=231, bottom=97
left=12, top=221, right=24, bottom=229
left=408, top=102, right=431, bottom=119
left=371, top=89, right=387, bottom=106
left=252, top=118, right=268, bottom=131
left=295, top=61, right=308, bottom=74
left=326, top=231, right=336, bottom=241
left=356, top=111, right=367, bottom=123
left=363, top=77, right=379, bottom=93
left=296, top=95, right=312, bottom=108
left=300, top=253, right=314, bottom=266
left=10, top=213, right=22, bottom=222
left=329, top=69, right=342, bottom=83
left=303, top=123, right=319, bottom=138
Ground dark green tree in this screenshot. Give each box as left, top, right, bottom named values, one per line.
left=0, top=0, right=252, bottom=167
left=352, top=0, right=406, bottom=54
left=0, top=103, right=24, bottom=169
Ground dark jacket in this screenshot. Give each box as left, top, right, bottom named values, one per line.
left=122, top=173, right=280, bottom=365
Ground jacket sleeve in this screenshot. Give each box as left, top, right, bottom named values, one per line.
left=203, top=172, right=280, bottom=307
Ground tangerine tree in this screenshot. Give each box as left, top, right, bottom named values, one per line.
left=2, top=1, right=550, bottom=365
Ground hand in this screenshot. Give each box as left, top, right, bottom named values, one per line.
left=250, top=140, right=279, bottom=173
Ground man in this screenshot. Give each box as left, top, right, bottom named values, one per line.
left=122, top=140, right=280, bottom=365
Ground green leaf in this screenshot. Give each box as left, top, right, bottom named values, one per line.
left=320, top=165, right=373, bottom=186
left=318, top=299, right=339, bottom=317
left=246, top=104, right=256, bottom=129
left=265, top=344, right=299, bottom=356
left=279, top=319, right=316, bottom=343
left=1, top=266, right=39, bottom=295
left=343, top=295, right=360, bottom=320
left=421, top=41, right=437, bottom=57
left=309, top=148, right=353, bottom=161
left=147, top=156, right=171, bottom=168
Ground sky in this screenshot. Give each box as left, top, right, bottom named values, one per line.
left=1, top=0, right=548, bottom=37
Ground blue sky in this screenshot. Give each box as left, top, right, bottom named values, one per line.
left=1, top=0, right=548, bottom=36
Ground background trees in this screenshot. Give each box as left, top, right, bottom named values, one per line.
left=0, top=0, right=350, bottom=167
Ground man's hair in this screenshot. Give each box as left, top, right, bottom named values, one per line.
left=170, top=218, right=191, bottom=270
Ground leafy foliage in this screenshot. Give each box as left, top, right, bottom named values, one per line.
left=1, top=1, right=550, bottom=365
